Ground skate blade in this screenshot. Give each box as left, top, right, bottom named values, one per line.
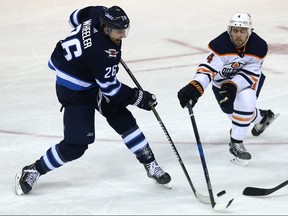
left=253, top=113, right=280, bottom=136
left=264, top=113, right=280, bottom=130
left=230, top=157, right=249, bottom=166
left=159, top=182, right=172, bottom=189
left=15, top=172, right=24, bottom=195
left=152, top=179, right=172, bottom=189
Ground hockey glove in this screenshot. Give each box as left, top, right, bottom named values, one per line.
left=219, top=81, right=237, bottom=108
left=131, top=88, right=158, bottom=111
left=177, top=80, right=204, bottom=108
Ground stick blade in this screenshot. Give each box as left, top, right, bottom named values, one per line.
left=243, top=180, right=288, bottom=196
left=195, top=192, right=211, bottom=204
left=213, top=198, right=234, bottom=211
left=243, top=187, right=267, bottom=196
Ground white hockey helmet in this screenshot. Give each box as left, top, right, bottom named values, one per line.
left=227, top=12, right=253, bottom=37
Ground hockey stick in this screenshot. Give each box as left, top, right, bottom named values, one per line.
left=187, top=103, right=234, bottom=210
left=120, top=58, right=210, bottom=204
left=243, top=180, right=288, bottom=196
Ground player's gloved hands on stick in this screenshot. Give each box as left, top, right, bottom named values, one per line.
left=219, top=81, right=237, bottom=108
left=131, top=88, right=157, bottom=111
left=177, top=80, right=204, bottom=108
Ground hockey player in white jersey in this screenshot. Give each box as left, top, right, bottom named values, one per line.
left=177, top=12, right=279, bottom=165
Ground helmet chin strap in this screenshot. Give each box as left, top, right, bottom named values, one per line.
left=241, top=36, right=250, bottom=48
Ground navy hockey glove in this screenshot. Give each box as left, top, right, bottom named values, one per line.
left=177, top=80, right=204, bottom=108
left=219, top=81, right=237, bottom=108
left=131, top=88, right=158, bottom=111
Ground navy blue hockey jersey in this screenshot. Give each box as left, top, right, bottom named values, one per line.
left=48, top=6, right=134, bottom=105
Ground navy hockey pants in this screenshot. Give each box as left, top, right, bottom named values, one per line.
left=56, top=85, right=137, bottom=162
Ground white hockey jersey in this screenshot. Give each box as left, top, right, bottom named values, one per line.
left=193, top=31, right=268, bottom=96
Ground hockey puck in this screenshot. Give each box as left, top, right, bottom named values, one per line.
left=217, top=190, right=226, bottom=197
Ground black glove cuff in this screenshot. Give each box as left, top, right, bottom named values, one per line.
left=189, top=80, right=204, bottom=97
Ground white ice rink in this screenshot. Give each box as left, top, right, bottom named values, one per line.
left=1, top=0, right=288, bottom=215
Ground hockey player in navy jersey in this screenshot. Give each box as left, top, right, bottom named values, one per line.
left=177, top=13, right=279, bottom=165
left=15, top=5, right=171, bottom=195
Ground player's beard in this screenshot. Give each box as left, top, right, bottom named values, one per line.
left=114, top=39, right=121, bottom=46
left=233, top=39, right=245, bottom=49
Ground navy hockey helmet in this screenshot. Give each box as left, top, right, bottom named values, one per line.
left=100, top=6, right=130, bottom=29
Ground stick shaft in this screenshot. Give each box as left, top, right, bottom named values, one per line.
left=120, top=59, right=205, bottom=201
left=187, top=104, right=216, bottom=207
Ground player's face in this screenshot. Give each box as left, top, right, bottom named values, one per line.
left=106, top=27, right=129, bottom=46
left=230, top=27, right=249, bottom=49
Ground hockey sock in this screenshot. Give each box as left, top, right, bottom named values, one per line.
left=121, top=126, right=155, bottom=163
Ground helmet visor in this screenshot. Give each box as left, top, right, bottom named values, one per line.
left=111, top=25, right=130, bottom=38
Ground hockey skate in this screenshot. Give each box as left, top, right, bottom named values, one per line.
left=229, top=142, right=251, bottom=166
left=15, top=163, right=40, bottom=195
left=252, top=109, right=279, bottom=136
left=144, top=160, right=172, bottom=189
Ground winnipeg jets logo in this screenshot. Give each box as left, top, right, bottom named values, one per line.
left=219, top=62, right=244, bottom=77
left=105, top=49, right=119, bottom=58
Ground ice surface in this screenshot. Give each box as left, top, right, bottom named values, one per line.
left=1, top=0, right=287, bottom=215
